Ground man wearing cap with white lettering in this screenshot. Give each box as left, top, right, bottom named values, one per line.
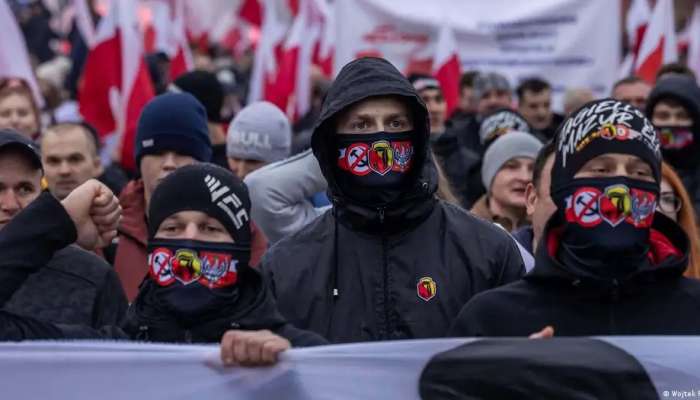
left=226, top=101, right=292, bottom=180
left=114, top=93, right=268, bottom=301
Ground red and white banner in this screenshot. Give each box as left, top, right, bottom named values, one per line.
left=1, top=338, right=700, bottom=399
left=0, top=1, right=45, bottom=107
left=635, top=0, right=677, bottom=84
left=78, top=0, right=155, bottom=172
left=334, top=0, right=621, bottom=112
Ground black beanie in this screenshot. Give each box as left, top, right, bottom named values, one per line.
left=147, top=163, right=251, bottom=244
left=172, top=70, right=224, bottom=123
left=135, top=93, right=213, bottom=167
left=552, top=99, right=661, bottom=195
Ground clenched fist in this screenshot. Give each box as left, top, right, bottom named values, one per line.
left=61, top=179, right=121, bottom=250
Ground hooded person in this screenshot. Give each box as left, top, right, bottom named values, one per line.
left=450, top=98, right=700, bottom=337
left=262, top=57, right=524, bottom=344
left=122, top=163, right=326, bottom=346
left=645, top=75, right=700, bottom=215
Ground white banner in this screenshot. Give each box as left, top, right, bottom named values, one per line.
left=2, top=337, right=700, bottom=399
left=335, top=0, right=621, bottom=112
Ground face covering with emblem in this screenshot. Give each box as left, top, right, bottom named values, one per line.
left=552, top=177, right=659, bottom=281
left=147, top=238, right=251, bottom=316
left=335, top=131, right=415, bottom=206
left=656, top=125, right=700, bottom=169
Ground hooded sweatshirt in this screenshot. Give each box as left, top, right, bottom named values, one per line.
left=263, top=57, right=524, bottom=343
left=645, top=76, right=700, bottom=214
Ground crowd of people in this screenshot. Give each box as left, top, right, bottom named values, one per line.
left=3, top=1, right=700, bottom=370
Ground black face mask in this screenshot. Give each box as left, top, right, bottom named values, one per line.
left=334, top=131, right=415, bottom=206
left=552, top=177, right=659, bottom=281
left=656, top=125, right=700, bottom=169
left=146, top=239, right=250, bottom=316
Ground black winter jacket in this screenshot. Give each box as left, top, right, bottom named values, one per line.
left=0, top=192, right=127, bottom=329
left=264, top=57, right=524, bottom=343
left=0, top=193, right=126, bottom=340
left=450, top=213, right=700, bottom=337
left=124, top=268, right=327, bottom=347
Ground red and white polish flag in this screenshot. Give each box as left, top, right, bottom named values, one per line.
left=618, top=0, right=651, bottom=78
left=78, top=0, right=155, bottom=172
left=432, top=24, right=461, bottom=118
left=0, top=1, right=44, bottom=108
left=634, top=0, right=677, bottom=84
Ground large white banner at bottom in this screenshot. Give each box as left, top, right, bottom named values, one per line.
left=1, top=337, right=699, bottom=399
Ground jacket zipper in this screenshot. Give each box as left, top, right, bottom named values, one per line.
left=378, top=208, right=391, bottom=340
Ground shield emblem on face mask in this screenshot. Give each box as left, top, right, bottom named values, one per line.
left=368, top=140, right=394, bottom=175
left=199, top=251, right=238, bottom=288
left=599, top=185, right=631, bottom=227
left=171, top=249, right=202, bottom=284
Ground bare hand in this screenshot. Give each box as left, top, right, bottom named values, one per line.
left=529, top=326, right=555, bottom=339
left=61, top=179, right=121, bottom=250
left=220, top=330, right=291, bottom=367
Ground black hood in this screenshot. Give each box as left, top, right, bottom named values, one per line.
left=311, top=57, right=437, bottom=231
left=526, top=211, right=690, bottom=287
left=645, top=75, right=700, bottom=126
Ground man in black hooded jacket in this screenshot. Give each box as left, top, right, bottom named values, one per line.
left=451, top=99, right=700, bottom=337
left=645, top=74, right=700, bottom=215
left=263, top=57, right=524, bottom=344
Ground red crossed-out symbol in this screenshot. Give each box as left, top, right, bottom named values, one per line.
left=570, top=187, right=603, bottom=228
left=345, top=143, right=370, bottom=176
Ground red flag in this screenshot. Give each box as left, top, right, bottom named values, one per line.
left=248, top=0, right=294, bottom=105
left=78, top=0, right=155, bottom=172
left=635, top=0, right=677, bottom=84
left=0, top=1, right=44, bottom=108
left=167, top=0, right=194, bottom=80
left=432, top=25, right=461, bottom=117
left=239, top=0, right=262, bottom=26
left=627, top=0, right=651, bottom=60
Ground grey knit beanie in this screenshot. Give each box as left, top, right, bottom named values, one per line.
left=481, top=131, right=543, bottom=191
left=226, top=101, right=292, bottom=163
left=473, top=72, right=511, bottom=102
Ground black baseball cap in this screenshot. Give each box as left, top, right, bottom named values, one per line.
left=0, top=128, right=42, bottom=171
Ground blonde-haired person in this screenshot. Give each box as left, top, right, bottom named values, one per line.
left=0, top=79, right=41, bottom=139
left=659, top=162, right=700, bottom=279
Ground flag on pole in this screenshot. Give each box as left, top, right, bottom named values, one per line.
left=78, top=0, right=155, bottom=172
left=432, top=24, right=461, bottom=117
left=635, top=0, right=677, bottom=83
left=0, top=1, right=45, bottom=108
